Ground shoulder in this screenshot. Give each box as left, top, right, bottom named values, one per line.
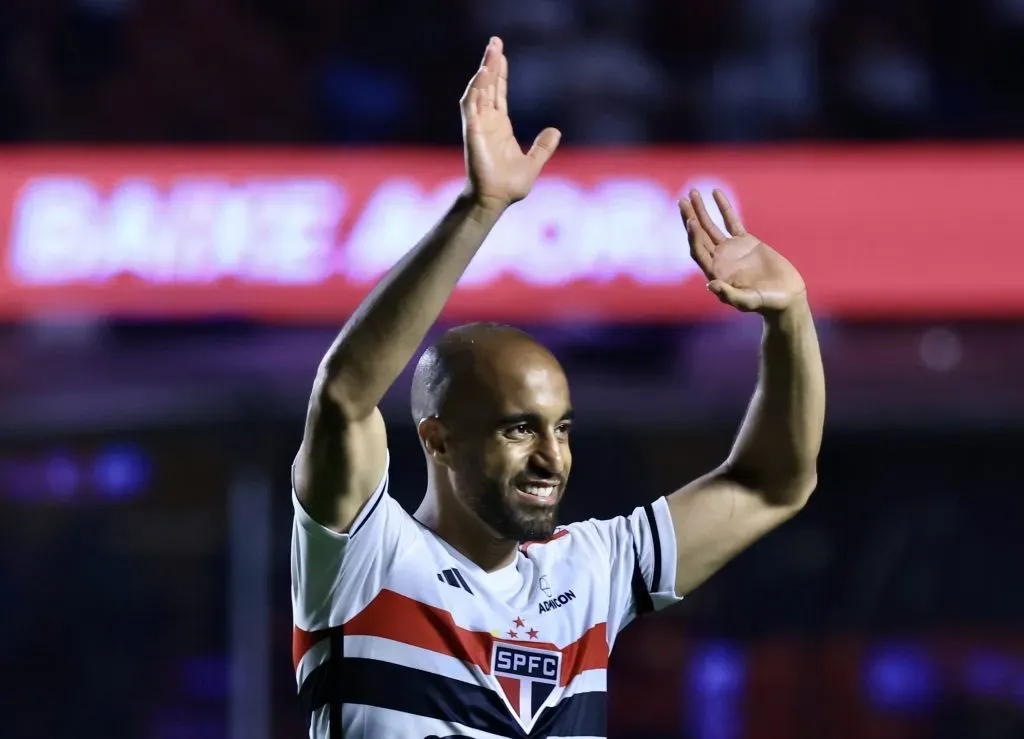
left=519, top=520, right=608, bottom=561
left=521, top=504, right=670, bottom=563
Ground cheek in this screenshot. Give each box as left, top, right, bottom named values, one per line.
left=482, top=442, right=525, bottom=479
left=452, top=440, right=512, bottom=482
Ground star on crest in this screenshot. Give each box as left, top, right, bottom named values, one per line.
left=496, top=617, right=540, bottom=642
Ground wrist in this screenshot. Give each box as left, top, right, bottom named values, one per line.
left=459, top=185, right=510, bottom=221
left=764, top=290, right=811, bottom=330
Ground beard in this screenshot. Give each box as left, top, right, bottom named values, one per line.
left=467, top=476, right=559, bottom=542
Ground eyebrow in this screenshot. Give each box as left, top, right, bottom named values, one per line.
left=497, top=409, right=575, bottom=426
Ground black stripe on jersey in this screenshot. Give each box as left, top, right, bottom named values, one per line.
left=298, top=658, right=333, bottom=725
left=441, top=569, right=460, bottom=587
left=532, top=688, right=606, bottom=738
left=643, top=502, right=663, bottom=593
left=350, top=473, right=388, bottom=537
left=630, top=543, right=654, bottom=616
left=298, top=631, right=346, bottom=736
left=450, top=568, right=474, bottom=594
left=303, top=656, right=607, bottom=738
left=330, top=631, right=343, bottom=739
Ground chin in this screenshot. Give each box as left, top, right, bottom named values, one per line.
left=470, top=481, right=561, bottom=542
left=509, top=509, right=558, bottom=542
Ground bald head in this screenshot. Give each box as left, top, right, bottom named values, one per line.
left=411, top=323, right=564, bottom=425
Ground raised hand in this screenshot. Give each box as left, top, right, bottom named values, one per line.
left=461, top=37, right=561, bottom=210
left=680, top=189, right=807, bottom=314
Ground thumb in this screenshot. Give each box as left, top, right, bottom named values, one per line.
left=707, top=280, right=762, bottom=312
left=526, top=127, right=562, bottom=168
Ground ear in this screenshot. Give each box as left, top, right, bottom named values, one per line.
left=418, top=417, right=453, bottom=466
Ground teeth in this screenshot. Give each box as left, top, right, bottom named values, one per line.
left=520, top=485, right=554, bottom=499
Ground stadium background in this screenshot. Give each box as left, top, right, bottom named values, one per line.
left=1, top=1, right=1023, bottom=738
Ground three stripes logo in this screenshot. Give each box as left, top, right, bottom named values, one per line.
left=437, top=568, right=474, bottom=595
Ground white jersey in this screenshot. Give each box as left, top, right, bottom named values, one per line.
left=291, top=453, right=682, bottom=738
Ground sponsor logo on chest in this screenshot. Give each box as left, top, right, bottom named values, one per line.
left=538, top=589, right=576, bottom=614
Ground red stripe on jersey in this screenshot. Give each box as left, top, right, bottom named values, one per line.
left=520, top=529, right=570, bottom=553
left=343, top=589, right=608, bottom=686
left=558, top=621, right=609, bottom=684
left=292, top=624, right=340, bottom=671
left=345, top=589, right=492, bottom=668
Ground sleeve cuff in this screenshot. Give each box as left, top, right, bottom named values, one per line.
left=645, top=497, right=683, bottom=607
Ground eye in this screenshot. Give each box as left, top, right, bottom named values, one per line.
left=506, top=423, right=532, bottom=438
left=555, top=422, right=573, bottom=437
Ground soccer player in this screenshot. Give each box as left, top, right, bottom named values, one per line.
left=291, top=36, right=825, bottom=739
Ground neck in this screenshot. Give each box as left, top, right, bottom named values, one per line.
left=415, top=479, right=519, bottom=572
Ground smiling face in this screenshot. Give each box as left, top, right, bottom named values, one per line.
left=418, top=332, right=573, bottom=542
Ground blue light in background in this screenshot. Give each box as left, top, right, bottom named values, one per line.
left=0, top=443, right=152, bottom=503
left=863, top=642, right=940, bottom=712
left=686, top=640, right=747, bottom=739
left=92, top=444, right=150, bottom=499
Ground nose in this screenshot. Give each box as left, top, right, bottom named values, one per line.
left=530, top=432, right=565, bottom=477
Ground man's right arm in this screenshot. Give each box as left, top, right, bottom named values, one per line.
left=293, top=36, right=561, bottom=533
left=294, top=194, right=502, bottom=531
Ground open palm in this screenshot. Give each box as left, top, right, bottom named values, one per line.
left=461, top=38, right=561, bottom=209
left=680, top=189, right=806, bottom=314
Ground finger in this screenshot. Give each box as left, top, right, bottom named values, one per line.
left=680, top=207, right=714, bottom=276
left=460, top=59, right=490, bottom=113
left=481, top=35, right=500, bottom=68
left=496, top=45, right=509, bottom=115
left=488, top=68, right=498, bottom=111
left=465, top=39, right=499, bottom=110
left=707, top=280, right=762, bottom=312
left=690, top=190, right=728, bottom=245
left=526, top=127, right=562, bottom=168
left=713, top=189, right=746, bottom=236
left=483, top=38, right=501, bottom=109
left=461, top=86, right=481, bottom=132
left=678, top=197, right=699, bottom=228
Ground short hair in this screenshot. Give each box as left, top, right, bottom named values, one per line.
left=410, top=322, right=535, bottom=424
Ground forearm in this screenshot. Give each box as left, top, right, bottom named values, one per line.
left=318, top=192, right=502, bottom=417
left=724, top=294, right=825, bottom=504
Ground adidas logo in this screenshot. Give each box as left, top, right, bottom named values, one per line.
left=436, top=568, right=474, bottom=595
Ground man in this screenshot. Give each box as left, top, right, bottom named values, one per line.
left=291, top=37, right=825, bottom=739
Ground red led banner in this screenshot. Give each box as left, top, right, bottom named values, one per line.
left=1, top=146, right=1020, bottom=322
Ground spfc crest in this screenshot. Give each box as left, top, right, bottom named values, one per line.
left=490, top=641, right=562, bottom=730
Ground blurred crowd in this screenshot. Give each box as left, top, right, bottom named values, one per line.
left=1, top=0, right=1022, bottom=144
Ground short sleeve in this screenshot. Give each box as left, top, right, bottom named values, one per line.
left=290, top=452, right=416, bottom=630
left=574, top=497, right=682, bottom=637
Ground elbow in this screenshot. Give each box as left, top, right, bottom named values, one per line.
left=769, top=470, right=818, bottom=512
left=785, top=472, right=818, bottom=510
left=726, top=462, right=818, bottom=511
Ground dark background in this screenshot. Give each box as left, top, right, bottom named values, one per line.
left=1, top=1, right=1023, bottom=738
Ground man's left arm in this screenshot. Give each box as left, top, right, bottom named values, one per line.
left=665, top=189, right=826, bottom=597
